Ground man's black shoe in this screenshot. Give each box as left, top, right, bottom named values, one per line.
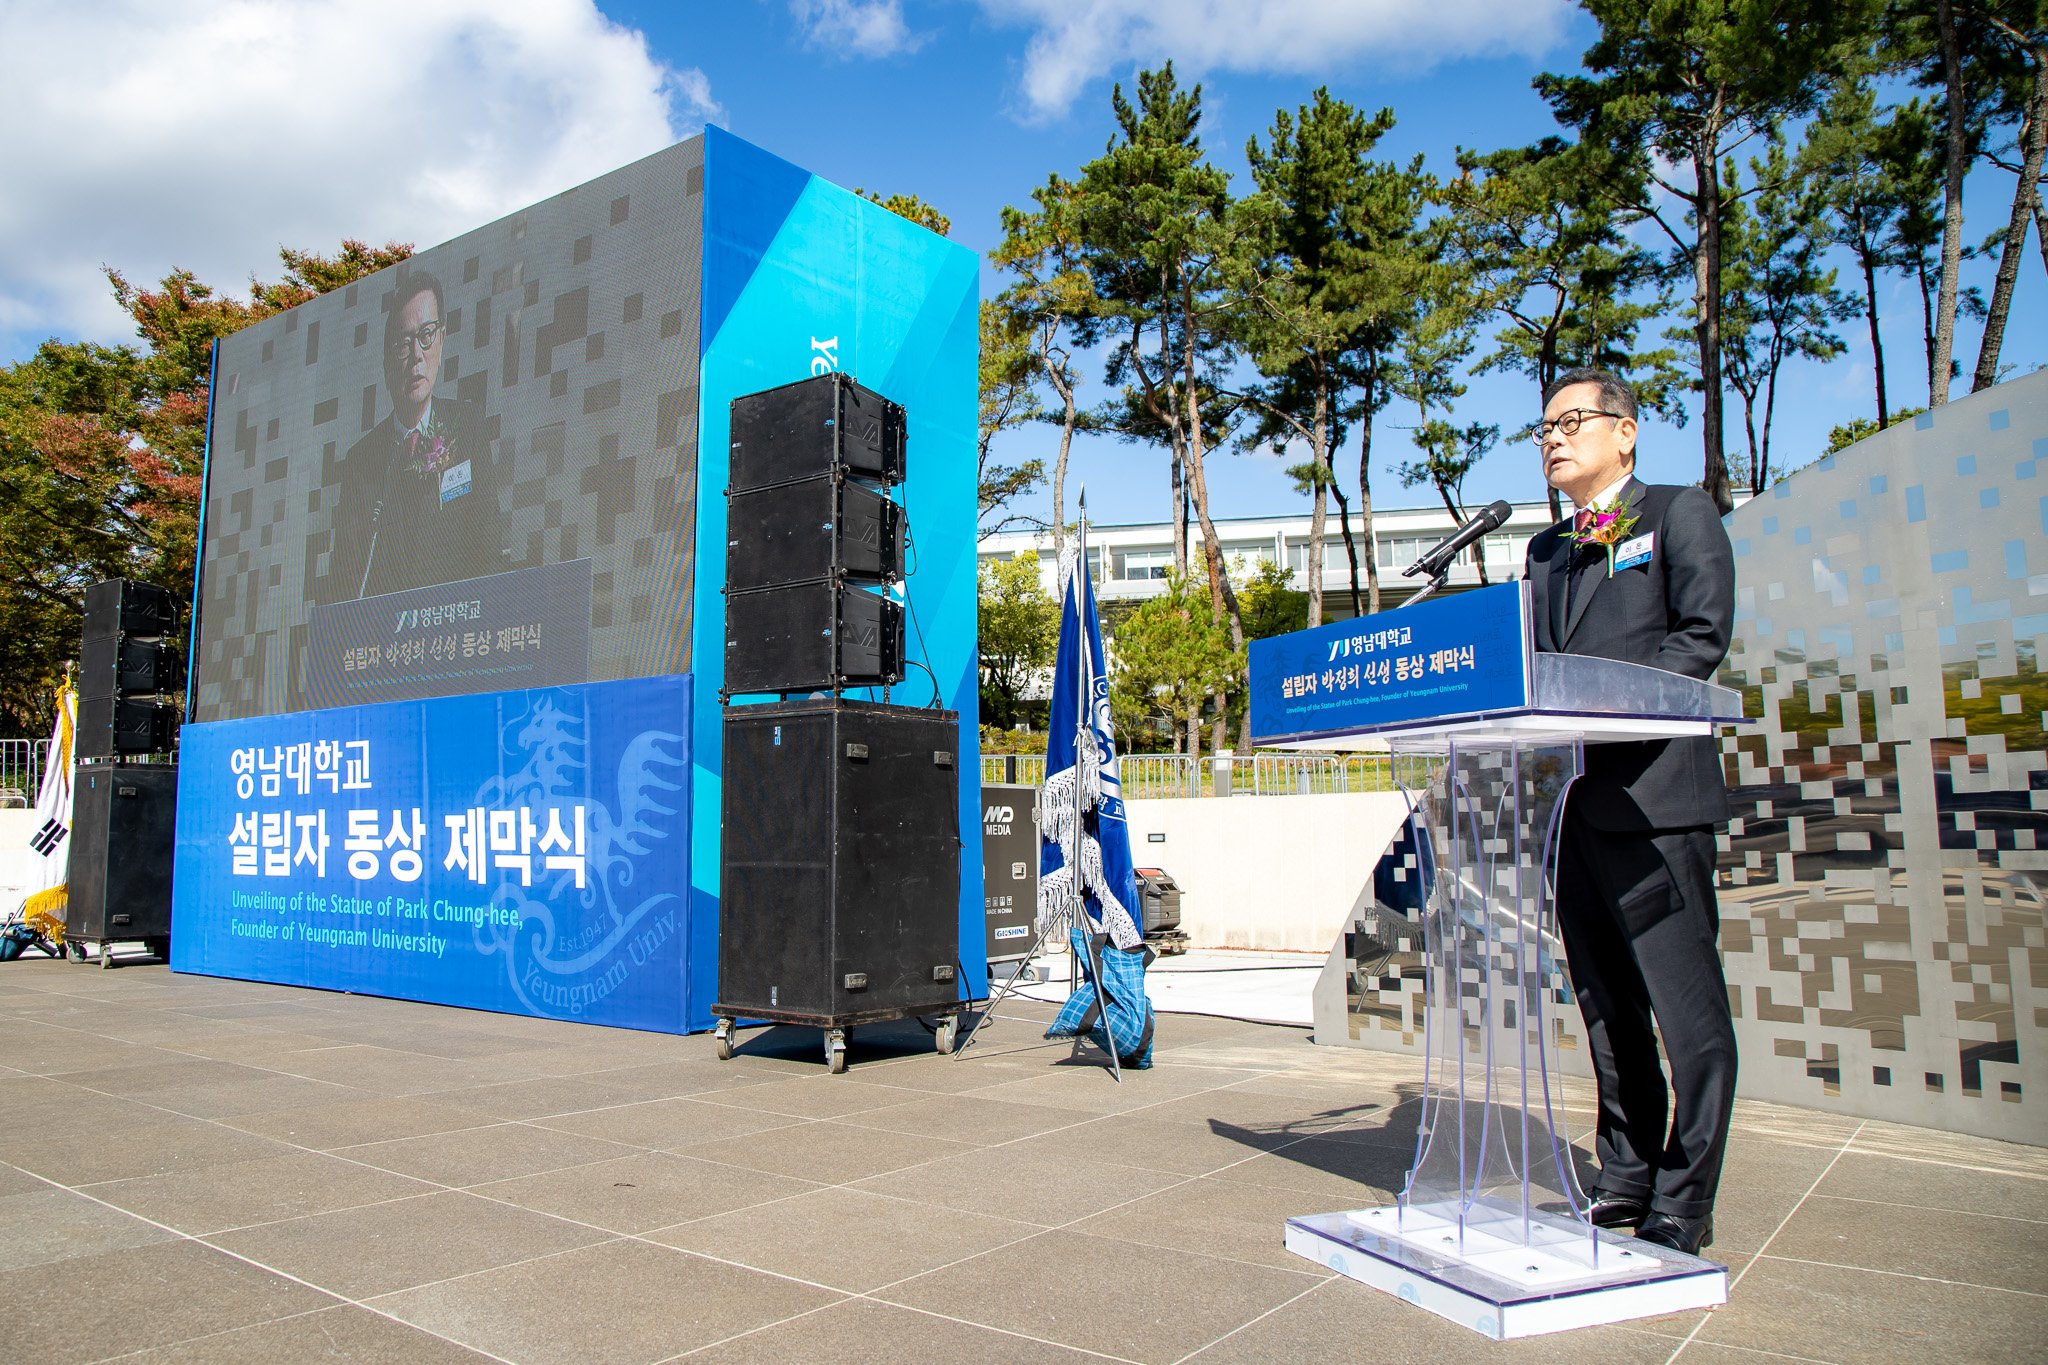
left=1634, top=1211, right=1714, bottom=1255
left=1585, top=1192, right=1648, bottom=1229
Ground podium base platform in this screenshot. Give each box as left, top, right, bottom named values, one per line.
left=1285, top=1204, right=1728, bottom=1339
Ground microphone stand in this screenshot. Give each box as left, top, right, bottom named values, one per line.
left=1397, top=568, right=1450, bottom=609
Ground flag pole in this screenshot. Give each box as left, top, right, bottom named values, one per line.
left=1073, top=490, right=1122, bottom=1082
left=954, top=494, right=1125, bottom=1077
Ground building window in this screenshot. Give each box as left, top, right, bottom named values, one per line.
left=1117, top=547, right=1174, bottom=581
left=1222, top=542, right=1276, bottom=569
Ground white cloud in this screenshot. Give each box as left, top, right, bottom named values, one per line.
left=790, top=0, right=927, bottom=59
left=0, top=0, right=719, bottom=354
left=974, top=0, right=1575, bottom=120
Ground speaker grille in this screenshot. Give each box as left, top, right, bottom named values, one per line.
left=79, top=634, right=180, bottom=701
left=725, top=476, right=902, bottom=591
left=718, top=700, right=960, bottom=1018
left=724, top=581, right=902, bottom=696
left=82, top=579, right=175, bottom=640
left=729, top=372, right=906, bottom=490
left=65, top=764, right=178, bottom=942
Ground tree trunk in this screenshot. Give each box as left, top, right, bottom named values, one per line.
left=1539, top=336, right=1564, bottom=522
left=1045, top=345, right=1076, bottom=559
left=1859, top=245, right=1889, bottom=427
left=2033, top=188, right=2047, bottom=278
left=1305, top=382, right=1329, bottom=625
left=1185, top=443, right=1243, bottom=646
left=1738, top=382, right=1762, bottom=495
left=1931, top=0, right=1968, bottom=406
left=1695, top=137, right=1733, bottom=512
left=1180, top=284, right=1244, bottom=652
left=1973, top=42, right=2048, bottom=393
left=1916, top=255, right=1939, bottom=397
left=1760, top=360, right=1779, bottom=493
left=1331, top=481, right=1364, bottom=617
left=1359, top=369, right=1382, bottom=616
left=1170, top=452, right=1187, bottom=577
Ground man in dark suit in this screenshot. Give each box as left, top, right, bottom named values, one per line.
left=1524, top=367, right=1736, bottom=1256
left=320, top=269, right=505, bottom=603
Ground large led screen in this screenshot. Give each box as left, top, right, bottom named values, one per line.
left=191, top=139, right=706, bottom=722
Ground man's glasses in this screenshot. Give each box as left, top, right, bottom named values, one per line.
left=1531, top=408, right=1624, bottom=443
left=387, top=319, right=444, bottom=358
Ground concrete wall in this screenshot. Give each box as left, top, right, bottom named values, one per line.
left=1122, top=791, right=1411, bottom=952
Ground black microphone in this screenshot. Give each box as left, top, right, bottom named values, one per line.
left=1405, top=499, right=1513, bottom=579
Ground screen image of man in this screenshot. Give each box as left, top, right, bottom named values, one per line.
left=321, top=270, right=505, bottom=602
left=1523, top=367, right=1737, bottom=1258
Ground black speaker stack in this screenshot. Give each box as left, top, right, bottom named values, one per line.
left=77, top=579, right=181, bottom=760
left=70, top=578, right=182, bottom=965
left=714, top=373, right=968, bottom=1071
left=723, top=372, right=905, bottom=697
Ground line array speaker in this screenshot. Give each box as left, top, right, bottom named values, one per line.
left=725, top=475, right=903, bottom=591
left=729, top=372, right=906, bottom=490
left=77, top=577, right=181, bottom=759
left=82, top=579, right=176, bottom=640
left=724, top=581, right=902, bottom=696
left=718, top=700, right=960, bottom=1019
left=77, top=697, right=178, bottom=757
left=79, top=633, right=181, bottom=700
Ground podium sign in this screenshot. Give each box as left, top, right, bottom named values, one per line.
left=1249, top=583, right=1530, bottom=745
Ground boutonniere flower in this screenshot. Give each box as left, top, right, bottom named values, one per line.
left=1570, top=495, right=1640, bottom=577
left=402, top=420, right=455, bottom=477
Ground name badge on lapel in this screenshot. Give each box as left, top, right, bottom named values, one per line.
left=439, top=460, right=473, bottom=504
left=1613, top=532, right=1653, bottom=570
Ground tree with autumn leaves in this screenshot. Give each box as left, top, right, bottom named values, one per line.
left=0, top=242, right=408, bottom=732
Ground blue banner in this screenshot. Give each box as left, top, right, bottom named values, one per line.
left=1248, top=582, right=1533, bottom=745
left=171, top=674, right=699, bottom=1032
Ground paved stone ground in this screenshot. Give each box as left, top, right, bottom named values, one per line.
left=1, top=956, right=2041, bottom=1364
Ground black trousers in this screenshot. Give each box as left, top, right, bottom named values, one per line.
left=1554, top=807, right=1737, bottom=1220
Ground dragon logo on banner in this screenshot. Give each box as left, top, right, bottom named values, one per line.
left=471, top=694, right=690, bottom=1020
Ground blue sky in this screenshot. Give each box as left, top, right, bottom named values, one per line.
left=3, top=0, right=2037, bottom=531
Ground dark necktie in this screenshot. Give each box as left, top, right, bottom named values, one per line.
left=1564, top=508, right=1599, bottom=626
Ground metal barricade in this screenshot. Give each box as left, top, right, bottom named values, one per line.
left=0, top=739, right=49, bottom=808
left=976, top=749, right=1395, bottom=798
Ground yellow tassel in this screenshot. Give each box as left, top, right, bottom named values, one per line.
left=21, top=886, right=66, bottom=946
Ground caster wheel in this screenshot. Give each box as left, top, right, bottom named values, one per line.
left=825, top=1028, right=848, bottom=1074
left=714, top=1018, right=734, bottom=1061
left=99, top=945, right=114, bottom=969
left=68, top=942, right=87, bottom=964
left=934, top=1016, right=957, bottom=1055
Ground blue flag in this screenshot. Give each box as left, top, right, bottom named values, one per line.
left=1040, top=541, right=1153, bottom=1065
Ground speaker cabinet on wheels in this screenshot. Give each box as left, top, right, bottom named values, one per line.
left=716, top=700, right=963, bottom=1067
left=65, top=764, right=178, bottom=966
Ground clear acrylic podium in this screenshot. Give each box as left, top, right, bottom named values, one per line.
left=1248, top=587, right=1746, bottom=1338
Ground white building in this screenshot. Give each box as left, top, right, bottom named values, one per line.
left=978, top=499, right=1563, bottom=616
